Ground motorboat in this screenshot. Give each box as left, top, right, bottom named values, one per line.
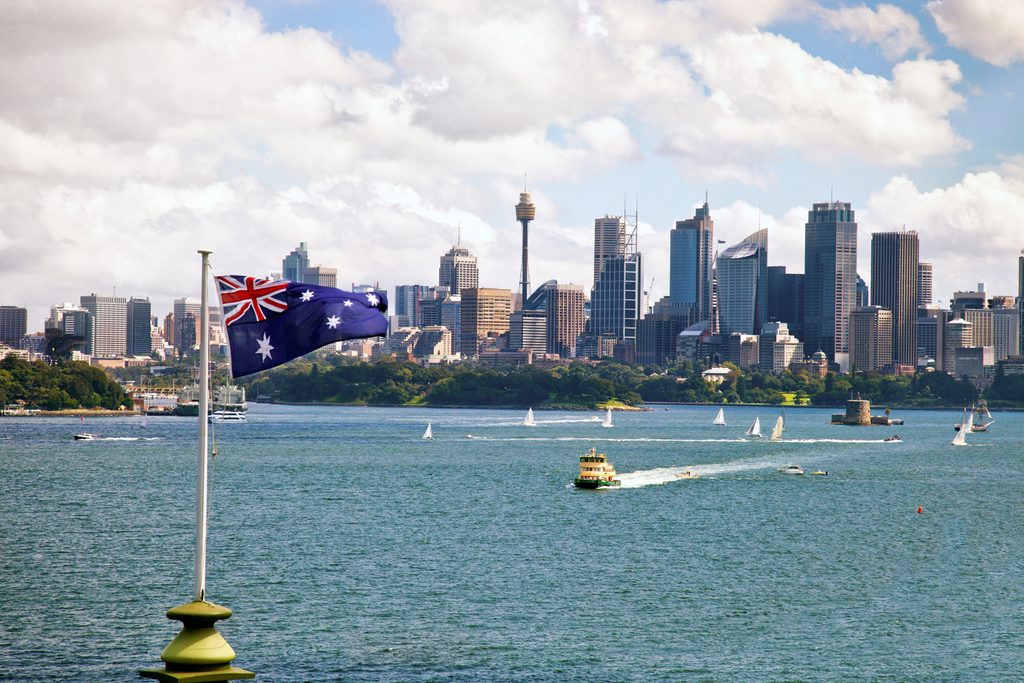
left=884, top=435, right=901, bottom=442
left=810, top=470, right=828, bottom=476
left=777, top=465, right=804, bottom=475
left=675, top=470, right=700, bottom=480
left=208, top=410, right=247, bottom=423
left=573, top=447, right=621, bottom=489
left=73, top=433, right=96, bottom=441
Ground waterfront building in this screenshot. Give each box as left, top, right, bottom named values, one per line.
left=716, top=229, right=767, bottom=336
left=669, top=200, right=715, bottom=326
left=439, top=245, right=479, bottom=295
left=0, top=306, right=28, bottom=345
left=282, top=243, right=310, bottom=282
left=126, top=297, right=152, bottom=357
left=766, top=266, right=805, bottom=340
left=80, top=294, right=127, bottom=357
left=303, top=265, right=337, bottom=288
left=545, top=283, right=585, bottom=358
left=459, top=288, right=511, bottom=359
left=803, top=201, right=857, bottom=365
left=918, top=262, right=933, bottom=306
left=870, top=231, right=919, bottom=367
left=849, top=306, right=894, bottom=372
left=759, top=321, right=804, bottom=372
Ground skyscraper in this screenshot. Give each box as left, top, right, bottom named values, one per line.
left=459, top=288, right=511, bottom=358
left=0, top=306, right=27, bottom=345
left=303, top=265, right=337, bottom=288
left=126, top=297, right=152, bottom=356
left=282, top=243, right=310, bottom=282
left=849, top=306, right=894, bottom=372
left=870, top=231, right=919, bottom=367
left=766, top=266, right=805, bottom=340
left=593, top=215, right=626, bottom=286
left=81, top=294, right=127, bottom=357
left=439, top=245, right=479, bottom=295
left=918, top=262, right=933, bottom=307
left=545, top=282, right=585, bottom=358
left=803, top=201, right=857, bottom=364
left=716, top=229, right=767, bottom=336
left=669, top=201, right=714, bottom=325
left=173, top=297, right=201, bottom=356
left=394, top=284, right=431, bottom=328
left=515, top=191, right=536, bottom=310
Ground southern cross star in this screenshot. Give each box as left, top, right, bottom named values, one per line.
left=343, top=300, right=354, bottom=308
left=365, top=293, right=379, bottom=307
left=326, top=314, right=342, bottom=329
left=255, top=333, right=274, bottom=362
left=300, top=290, right=315, bottom=302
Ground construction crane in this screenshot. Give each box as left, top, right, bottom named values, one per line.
left=643, top=278, right=655, bottom=314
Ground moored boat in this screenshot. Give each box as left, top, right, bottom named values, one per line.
left=573, top=447, right=621, bottom=489
left=208, top=410, right=247, bottom=423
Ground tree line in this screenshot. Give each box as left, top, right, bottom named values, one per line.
left=0, top=356, right=132, bottom=410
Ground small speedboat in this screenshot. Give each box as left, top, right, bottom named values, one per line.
left=73, top=433, right=96, bottom=441
left=884, top=435, right=901, bottom=442
left=777, top=465, right=804, bottom=475
left=810, top=470, right=828, bottom=476
left=675, top=470, right=700, bottom=480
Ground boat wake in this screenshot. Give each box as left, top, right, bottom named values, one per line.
left=90, top=436, right=162, bottom=442
left=466, top=436, right=749, bottom=443
left=618, top=454, right=818, bottom=488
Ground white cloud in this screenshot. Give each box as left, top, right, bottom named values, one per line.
left=928, top=0, right=1024, bottom=66
left=862, top=162, right=1024, bottom=303
left=819, top=4, right=931, bottom=60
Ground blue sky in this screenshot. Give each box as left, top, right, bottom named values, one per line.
left=2, top=0, right=1023, bottom=328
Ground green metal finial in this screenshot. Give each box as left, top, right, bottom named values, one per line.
left=140, top=600, right=254, bottom=682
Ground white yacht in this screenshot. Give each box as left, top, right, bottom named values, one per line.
left=777, top=465, right=804, bottom=475
left=208, top=410, right=247, bottom=423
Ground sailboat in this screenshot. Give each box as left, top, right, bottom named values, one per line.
left=951, top=408, right=972, bottom=446
left=745, top=417, right=762, bottom=438
left=769, top=414, right=784, bottom=441
left=955, top=401, right=994, bottom=432
left=422, top=423, right=433, bottom=440
left=602, top=408, right=613, bottom=428
left=523, top=407, right=537, bottom=426
left=712, top=408, right=726, bottom=426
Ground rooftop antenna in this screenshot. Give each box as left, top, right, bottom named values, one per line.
left=457, top=223, right=461, bottom=246
left=705, top=188, right=709, bottom=206
left=830, top=184, right=834, bottom=203
left=524, top=172, right=527, bottom=192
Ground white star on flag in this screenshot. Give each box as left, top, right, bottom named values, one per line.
left=300, top=290, right=315, bottom=302
left=366, top=293, right=379, bottom=307
left=343, top=300, right=354, bottom=308
left=326, top=314, right=341, bottom=329
left=255, top=333, right=274, bottom=362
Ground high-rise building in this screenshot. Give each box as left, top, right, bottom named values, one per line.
left=766, top=266, right=805, bottom=340
left=591, top=254, right=642, bottom=344
left=0, top=306, right=27, bottom=345
left=870, top=231, right=919, bottom=366
left=439, top=245, right=479, bottom=295
left=459, top=288, right=511, bottom=358
left=944, top=318, right=973, bottom=376
left=803, top=201, right=857, bottom=364
left=126, top=298, right=152, bottom=357
left=856, top=276, right=869, bottom=308
left=759, top=321, right=804, bottom=372
left=282, top=243, right=310, bottom=282
left=918, top=262, right=933, bottom=307
left=917, top=307, right=949, bottom=370
left=509, top=310, right=547, bottom=353
left=303, top=265, right=337, bottom=288
left=669, top=201, right=714, bottom=325
left=545, top=282, right=585, bottom=358
left=395, top=284, right=431, bottom=328
left=515, top=191, right=536, bottom=309
left=716, top=229, right=767, bottom=336
left=593, top=215, right=626, bottom=286
left=849, top=306, right=894, bottom=372
left=992, top=307, right=1021, bottom=361
left=173, top=298, right=201, bottom=355
left=80, top=294, right=127, bottom=357
left=163, top=313, right=175, bottom=346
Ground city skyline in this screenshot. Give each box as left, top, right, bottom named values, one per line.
left=3, top=1, right=1024, bottom=329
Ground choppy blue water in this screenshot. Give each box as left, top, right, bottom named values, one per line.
left=0, top=404, right=1021, bottom=682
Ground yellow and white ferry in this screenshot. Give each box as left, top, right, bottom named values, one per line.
left=574, top=447, right=621, bottom=489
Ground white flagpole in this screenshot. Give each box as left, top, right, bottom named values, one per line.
left=196, top=249, right=212, bottom=601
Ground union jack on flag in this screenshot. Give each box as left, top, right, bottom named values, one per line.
left=216, top=275, right=289, bottom=326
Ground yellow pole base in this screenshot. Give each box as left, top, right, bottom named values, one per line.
left=140, top=600, right=254, bottom=682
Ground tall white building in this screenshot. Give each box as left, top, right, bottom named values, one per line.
left=80, top=294, right=127, bottom=357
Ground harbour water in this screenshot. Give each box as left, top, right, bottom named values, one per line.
left=0, top=404, right=1021, bottom=681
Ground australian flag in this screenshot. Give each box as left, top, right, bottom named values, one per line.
left=215, top=275, right=388, bottom=378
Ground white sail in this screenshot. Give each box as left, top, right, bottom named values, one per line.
left=713, top=408, right=726, bottom=426
left=602, top=408, right=613, bottom=428
left=745, top=417, right=761, bottom=437
left=769, top=415, right=784, bottom=441
left=423, top=423, right=433, bottom=440
left=523, top=408, right=536, bottom=426
left=951, top=410, right=970, bottom=446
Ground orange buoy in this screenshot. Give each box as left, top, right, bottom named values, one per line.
left=917, top=506, right=923, bottom=514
